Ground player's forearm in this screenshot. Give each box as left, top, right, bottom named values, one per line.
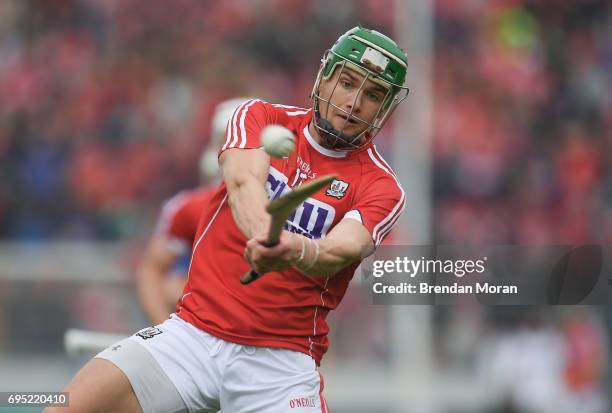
left=226, top=174, right=271, bottom=239
left=294, top=219, right=375, bottom=277
left=137, top=264, right=174, bottom=325
left=295, top=236, right=363, bottom=277
left=221, top=148, right=271, bottom=239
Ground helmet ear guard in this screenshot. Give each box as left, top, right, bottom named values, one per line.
left=310, top=27, right=409, bottom=151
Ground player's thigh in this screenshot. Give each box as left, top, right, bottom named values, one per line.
left=43, top=357, right=141, bottom=413
left=95, top=335, right=191, bottom=413
left=221, top=346, right=329, bottom=413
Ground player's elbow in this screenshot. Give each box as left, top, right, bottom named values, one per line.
left=224, top=171, right=251, bottom=195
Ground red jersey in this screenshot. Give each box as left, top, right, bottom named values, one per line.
left=155, top=185, right=217, bottom=255
left=177, top=99, right=405, bottom=364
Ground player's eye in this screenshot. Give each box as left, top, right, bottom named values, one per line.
left=340, top=79, right=353, bottom=89
left=365, top=90, right=382, bottom=102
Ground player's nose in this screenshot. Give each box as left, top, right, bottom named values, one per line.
left=344, top=90, right=363, bottom=114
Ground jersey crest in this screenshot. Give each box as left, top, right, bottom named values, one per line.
left=326, top=179, right=349, bottom=199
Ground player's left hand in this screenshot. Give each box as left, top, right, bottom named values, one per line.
left=244, top=231, right=302, bottom=274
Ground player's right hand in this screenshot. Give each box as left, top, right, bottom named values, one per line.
left=244, top=231, right=302, bottom=274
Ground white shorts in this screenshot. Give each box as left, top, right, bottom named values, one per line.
left=96, top=314, right=330, bottom=413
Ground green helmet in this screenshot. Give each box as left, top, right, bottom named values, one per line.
left=311, top=26, right=409, bottom=150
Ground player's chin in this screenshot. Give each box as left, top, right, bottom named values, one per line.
left=328, top=135, right=366, bottom=151
left=338, top=128, right=368, bottom=145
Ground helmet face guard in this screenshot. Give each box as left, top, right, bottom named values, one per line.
left=310, top=27, right=409, bottom=151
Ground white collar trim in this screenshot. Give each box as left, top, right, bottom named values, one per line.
left=303, top=125, right=348, bottom=158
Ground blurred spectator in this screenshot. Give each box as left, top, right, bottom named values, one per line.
left=477, top=308, right=608, bottom=413
left=560, top=308, right=608, bottom=413
left=476, top=309, right=567, bottom=413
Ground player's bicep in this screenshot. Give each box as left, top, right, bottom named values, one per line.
left=219, top=148, right=270, bottom=191
left=139, top=236, right=182, bottom=278
left=150, top=237, right=183, bottom=267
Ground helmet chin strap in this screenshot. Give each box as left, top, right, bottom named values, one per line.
left=313, top=102, right=363, bottom=150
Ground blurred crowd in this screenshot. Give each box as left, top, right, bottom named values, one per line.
left=1, top=0, right=610, bottom=244
left=0, top=0, right=394, bottom=239
left=431, top=3, right=612, bottom=411
left=433, top=0, right=612, bottom=245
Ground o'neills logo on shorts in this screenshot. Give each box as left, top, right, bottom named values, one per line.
left=136, top=327, right=163, bottom=340
left=289, top=397, right=318, bottom=408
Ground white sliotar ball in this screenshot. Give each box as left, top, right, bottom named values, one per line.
left=260, top=125, right=296, bottom=158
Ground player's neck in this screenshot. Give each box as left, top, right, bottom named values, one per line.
left=307, top=119, right=361, bottom=156
left=308, top=120, right=324, bottom=146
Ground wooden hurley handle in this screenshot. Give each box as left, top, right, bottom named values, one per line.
left=240, top=174, right=336, bottom=285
